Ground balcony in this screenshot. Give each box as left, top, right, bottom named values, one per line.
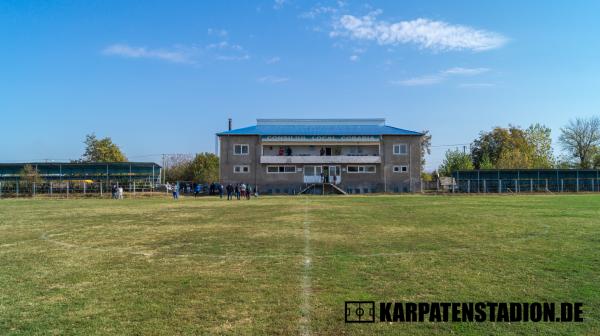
left=260, top=155, right=381, bottom=164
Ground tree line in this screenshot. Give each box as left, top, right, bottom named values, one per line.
left=437, top=117, right=600, bottom=176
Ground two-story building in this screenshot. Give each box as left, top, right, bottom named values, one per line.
left=217, top=119, right=423, bottom=194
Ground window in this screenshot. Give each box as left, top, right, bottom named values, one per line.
left=304, top=166, right=315, bottom=176
left=234, top=165, right=250, bottom=173
left=393, top=165, right=408, bottom=173
left=234, top=144, right=249, bottom=155
left=267, top=165, right=296, bottom=173
left=303, top=166, right=322, bottom=176
left=347, top=165, right=376, bottom=173
left=393, top=143, right=408, bottom=155
left=364, top=166, right=376, bottom=173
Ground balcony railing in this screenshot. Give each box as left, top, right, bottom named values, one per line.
left=260, top=155, right=381, bottom=164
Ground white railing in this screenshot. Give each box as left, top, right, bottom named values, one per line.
left=260, top=156, right=381, bottom=164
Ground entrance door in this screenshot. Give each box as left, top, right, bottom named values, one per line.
left=328, top=165, right=341, bottom=184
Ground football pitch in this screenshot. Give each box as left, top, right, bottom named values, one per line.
left=1, top=195, right=599, bottom=335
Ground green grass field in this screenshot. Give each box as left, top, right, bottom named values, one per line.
left=1, top=195, right=599, bottom=335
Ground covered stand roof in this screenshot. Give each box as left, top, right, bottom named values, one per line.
left=217, top=119, right=423, bottom=136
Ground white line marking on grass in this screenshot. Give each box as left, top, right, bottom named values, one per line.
left=299, top=196, right=312, bottom=336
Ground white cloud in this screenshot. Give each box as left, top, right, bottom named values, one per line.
left=458, top=83, right=495, bottom=88
left=331, top=10, right=507, bottom=52
left=273, top=0, right=288, bottom=10
left=216, top=54, right=250, bottom=61
left=258, top=75, right=289, bottom=84
left=442, top=67, right=489, bottom=75
left=300, top=5, right=338, bottom=19
left=205, top=41, right=249, bottom=61
left=102, top=44, right=190, bottom=63
left=391, top=75, right=444, bottom=86
left=206, top=41, right=243, bottom=51
left=349, top=55, right=359, bottom=62
left=266, top=56, right=281, bottom=64
left=207, top=28, right=228, bottom=38
left=392, top=67, right=490, bottom=86
left=103, top=39, right=250, bottom=64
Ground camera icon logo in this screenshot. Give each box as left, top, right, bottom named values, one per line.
left=345, top=301, right=375, bottom=323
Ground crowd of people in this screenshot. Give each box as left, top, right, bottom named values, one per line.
left=224, top=183, right=256, bottom=200
left=111, top=185, right=124, bottom=199
left=164, top=182, right=257, bottom=200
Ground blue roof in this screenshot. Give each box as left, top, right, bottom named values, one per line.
left=218, top=124, right=422, bottom=136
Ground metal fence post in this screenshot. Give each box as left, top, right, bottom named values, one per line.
left=100, top=182, right=103, bottom=197
left=67, top=182, right=69, bottom=198
left=50, top=182, right=53, bottom=196
left=16, top=181, right=19, bottom=198
left=530, top=178, right=533, bottom=192
left=83, top=182, right=86, bottom=195
left=561, top=179, right=564, bottom=192
left=483, top=179, right=487, bottom=193
left=33, top=182, right=36, bottom=197
left=467, top=180, right=471, bottom=193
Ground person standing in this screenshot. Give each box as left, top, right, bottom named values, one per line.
left=218, top=184, right=224, bottom=199
left=226, top=184, right=233, bottom=200
left=235, top=184, right=240, bottom=200
left=194, top=184, right=201, bottom=198
left=246, top=185, right=252, bottom=200
left=173, top=184, right=179, bottom=200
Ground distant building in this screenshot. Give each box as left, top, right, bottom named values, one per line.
left=217, top=119, right=423, bottom=194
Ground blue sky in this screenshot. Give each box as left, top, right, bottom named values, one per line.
left=1, top=0, right=600, bottom=170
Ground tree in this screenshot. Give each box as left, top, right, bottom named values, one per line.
left=559, top=117, right=600, bottom=168
left=479, top=152, right=494, bottom=169
left=420, top=172, right=433, bottom=182
left=420, top=130, right=432, bottom=171
left=439, top=149, right=474, bottom=176
left=471, top=124, right=553, bottom=169
left=20, top=164, right=43, bottom=195
left=186, top=153, right=219, bottom=184
left=20, top=164, right=43, bottom=184
left=164, top=154, right=194, bottom=182
left=526, top=123, right=554, bottom=168
left=164, top=153, right=219, bottom=183
left=81, top=134, right=127, bottom=162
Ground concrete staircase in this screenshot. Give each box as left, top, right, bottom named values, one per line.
left=299, top=183, right=347, bottom=195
